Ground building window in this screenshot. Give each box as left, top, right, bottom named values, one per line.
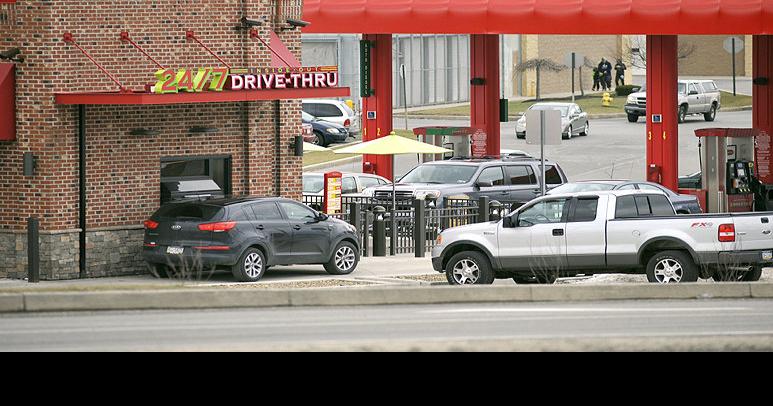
left=160, top=156, right=232, bottom=204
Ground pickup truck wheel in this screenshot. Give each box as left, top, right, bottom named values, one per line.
left=627, top=114, right=639, bottom=123
left=646, top=251, right=699, bottom=284
left=743, top=267, right=763, bottom=282
left=678, top=105, right=688, bottom=123
left=446, top=251, right=495, bottom=285
left=704, top=104, right=718, bottom=122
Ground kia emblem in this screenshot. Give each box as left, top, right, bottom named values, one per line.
left=171, top=225, right=182, bottom=231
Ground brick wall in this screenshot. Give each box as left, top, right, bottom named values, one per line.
left=0, top=0, right=304, bottom=279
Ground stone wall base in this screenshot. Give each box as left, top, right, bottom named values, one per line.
left=0, top=228, right=147, bottom=280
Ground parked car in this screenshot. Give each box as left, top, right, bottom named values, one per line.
left=304, top=172, right=391, bottom=198
left=679, top=172, right=703, bottom=190
left=303, top=99, right=360, bottom=134
left=625, top=80, right=722, bottom=123
left=143, top=197, right=361, bottom=282
left=548, top=180, right=703, bottom=214
left=516, top=103, right=590, bottom=140
left=432, top=190, right=773, bottom=285
left=302, top=111, right=349, bottom=147
left=365, top=157, right=568, bottom=209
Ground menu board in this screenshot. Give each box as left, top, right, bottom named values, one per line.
left=324, top=172, right=343, bottom=214
left=756, top=131, right=772, bottom=184
left=471, top=129, right=488, bottom=158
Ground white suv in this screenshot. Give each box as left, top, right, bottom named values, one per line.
left=303, top=100, right=360, bottom=134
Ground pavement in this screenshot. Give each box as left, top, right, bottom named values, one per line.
left=3, top=299, right=773, bottom=351
left=313, top=110, right=753, bottom=181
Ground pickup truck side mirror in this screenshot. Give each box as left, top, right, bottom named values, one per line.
left=476, top=180, right=494, bottom=189
left=689, top=90, right=699, bottom=96
left=316, top=213, right=329, bottom=222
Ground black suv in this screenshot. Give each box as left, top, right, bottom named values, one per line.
left=366, top=157, right=568, bottom=209
left=143, top=197, right=361, bottom=282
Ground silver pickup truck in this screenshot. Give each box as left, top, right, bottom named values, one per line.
left=432, top=190, right=773, bottom=285
left=625, top=80, right=722, bottom=123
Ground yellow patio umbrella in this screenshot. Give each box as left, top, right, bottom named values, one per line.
left=304, top=142, right=329, bottom=152
left=334, top=131, right=452, bottom=217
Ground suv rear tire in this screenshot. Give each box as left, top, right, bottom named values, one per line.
left=646, top=250, right=699, bottom=284
left=232, top=248, right=267, bottom=282
left=325, top=241, right=360, bottom=275
left=446, top=251, right=495, bottom=285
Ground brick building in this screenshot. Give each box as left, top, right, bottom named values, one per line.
left=0, top=0, right=345, bottom=280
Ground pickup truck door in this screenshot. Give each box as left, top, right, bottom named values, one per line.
left=565, top=196, right=607, bottom=269
left=500, top=198, right=569, bottom=271
left=687, top=83, right=703, bottom=113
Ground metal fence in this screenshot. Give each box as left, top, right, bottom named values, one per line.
left=304, top=194, right=512, bottom=257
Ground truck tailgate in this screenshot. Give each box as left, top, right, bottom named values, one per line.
left=733, top=213, right=773, bottom=251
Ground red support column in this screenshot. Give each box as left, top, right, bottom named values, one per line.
left=470, top=34, right=501, bottom=156
left=754, top=35, right=773, bottom=185
left=646, top=35, right=679, bottom=191
left=361, top=34, right=393, bottom=180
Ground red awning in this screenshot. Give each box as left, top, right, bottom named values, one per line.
left=303, top=0, right=773, bottom=35
left=54, top=87, right=350, bottom=106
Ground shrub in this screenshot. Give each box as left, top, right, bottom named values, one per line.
left=616, top=85, right=642, bottom=97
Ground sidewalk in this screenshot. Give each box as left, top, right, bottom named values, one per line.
left=0, top=255, right=438, bottom=293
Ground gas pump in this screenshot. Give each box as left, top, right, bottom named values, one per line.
left=694, top=128, right=761, bottom=213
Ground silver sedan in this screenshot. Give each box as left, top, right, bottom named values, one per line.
left=516, top=103, right=590, bottom=140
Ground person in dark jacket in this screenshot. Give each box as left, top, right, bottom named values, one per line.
left=592, top=68, right=601, bottom=91
left=598, top=58, right=613, bottom=91
left=614, top=59, right=627, bottom=88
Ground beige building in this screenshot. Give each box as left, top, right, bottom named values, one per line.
left=516, top=35, right=752, bottom=98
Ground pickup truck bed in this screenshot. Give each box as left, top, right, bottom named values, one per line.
left=433, top=190, right=773, bottom=285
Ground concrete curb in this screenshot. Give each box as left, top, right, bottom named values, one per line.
left=2, top=283, right=772, bottom=313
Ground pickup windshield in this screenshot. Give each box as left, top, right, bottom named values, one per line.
left=400, top=165, right=478, bottom=185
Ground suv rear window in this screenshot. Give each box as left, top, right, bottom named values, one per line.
left=545, top=166, right=563, bottom=185
left=155, top=204, right=223, bottom=221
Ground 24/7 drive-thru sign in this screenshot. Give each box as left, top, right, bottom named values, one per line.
left=153, top=66, right=339, bottom=94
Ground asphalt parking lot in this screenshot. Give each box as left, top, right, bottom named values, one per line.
left=320, top=110, right=753, bottom=182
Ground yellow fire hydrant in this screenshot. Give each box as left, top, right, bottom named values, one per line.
left=602, top=92, right=614, bottom=107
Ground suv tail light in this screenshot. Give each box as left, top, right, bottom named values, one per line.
left=344, top=119, right=351, bottom=128
left=198, top=221, right=237, bottom=233
left=144, top=220, right=159, bottom=230
left=719, top=224, right=736, bottom=242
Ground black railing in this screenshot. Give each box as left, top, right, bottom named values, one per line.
left=303, top=195, right=517, bottom=257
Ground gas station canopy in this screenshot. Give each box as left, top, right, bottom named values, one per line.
left=303, top=0, right=773, bottom=35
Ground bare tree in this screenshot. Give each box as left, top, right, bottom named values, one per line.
left=612, top=38, right=697, bottom=69
left=515, top=58, right=567, bottom=101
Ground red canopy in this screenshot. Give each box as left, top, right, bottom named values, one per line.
left=303, top=0, right=773, bottom=35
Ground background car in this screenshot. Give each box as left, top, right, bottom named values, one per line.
left=143, top=197, right=361, bottom=282
left=303, top=172, right=391, bottom=209
left=516, top=103, right=590, bottom=140
left=365, top=157, right=568, bottom=209
left=302, top=111, right=349, bottom=147
left=548, top=180, right=703, bottom=214
left=625, top=80, right=722, bottom=123
left=303, top=99, right=360, bottom=135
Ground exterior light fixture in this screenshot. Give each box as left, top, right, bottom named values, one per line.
left=0, top=48, right=23, bottom=63
left=283, top=18, right=310, bottom=30
left=130, top=128, right=160, bottom=136
left=240, top=17, right=264, bottom=29
left=189, top=126, right=219, bottom=135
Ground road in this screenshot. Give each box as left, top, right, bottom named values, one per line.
left=3, top=299, right=773, bottom=351
left=317, top=110, right=752, bottom=181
